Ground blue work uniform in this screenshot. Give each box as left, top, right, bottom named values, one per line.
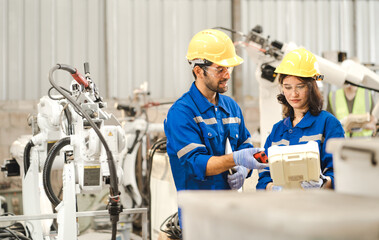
left=164, top=82, right=253, bottom=192
left=256, top=110, right=345, bottom=190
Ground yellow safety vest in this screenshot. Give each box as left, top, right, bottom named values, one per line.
left=329, top=87, right=372, bottom=137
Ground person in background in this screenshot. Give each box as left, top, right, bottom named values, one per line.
left=257, top=48, right=345, bottom=191
left=327, top=83, right=377, bottom=137
left=164, top=29, right=267, bottom=225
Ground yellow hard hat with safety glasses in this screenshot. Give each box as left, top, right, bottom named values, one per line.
left=275, top=48, right=324, bottom=81
left=186, top=29, right=243, bottom=68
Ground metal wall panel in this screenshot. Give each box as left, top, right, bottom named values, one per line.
left=103, top=0, right=232, bottom=100
left=0, top=0, right=378, bottom=101
left=239, top=0, right=379, bottom=98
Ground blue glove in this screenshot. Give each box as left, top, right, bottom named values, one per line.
left=300, top=173, right=327, bottom=190
left=227, top=166, right=248, bottom=190
left=233, top=148, right=268, bottom=170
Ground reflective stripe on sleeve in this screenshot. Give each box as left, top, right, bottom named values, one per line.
left=364, top=89, right=370, bottom=112
left=299, top=134, right=324, bottom=143
left=193, top=116, right=217, bottom=125
left=272, top=139, right=290, bottom=146
left=331, top=91, right=336, bottom=115
left=177, top=143, right=206, bottom=159
left=222, top=117, right=241, bottom=125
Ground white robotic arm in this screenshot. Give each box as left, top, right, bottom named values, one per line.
left=239, top=25, right=379, bottom=145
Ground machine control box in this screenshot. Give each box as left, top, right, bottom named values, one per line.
left=268, top=141, right=320, bottom=189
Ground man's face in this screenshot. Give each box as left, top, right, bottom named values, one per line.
left=202, top=64, right=233, bottom=93
left=344, top=83, right=358, bottom=93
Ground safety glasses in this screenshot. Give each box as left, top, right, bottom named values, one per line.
left=204, top=66, right=234, bottom=78
left=282, top=83, right=307, bottom=94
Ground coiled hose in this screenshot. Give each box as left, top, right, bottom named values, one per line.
left=23, top=140, right=35, bottom=176
left=42, top=137, right=71, bottom=207
left=147, top=137, right=167, bottom=239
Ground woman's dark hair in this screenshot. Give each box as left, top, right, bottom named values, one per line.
left=277, top=74, right=323, bottom=120
left=191, top=59, right=213, bottom=79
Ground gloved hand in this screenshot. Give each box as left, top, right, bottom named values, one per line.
left=227, top=166, right=248, bottom=190
left=233, top=148, right=268, bottom=170
left=271, top=185, right=283, bottom=191
left=300, top=173, right=327, bottom=190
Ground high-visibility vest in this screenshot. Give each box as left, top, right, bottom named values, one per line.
left=329, top=87, right=372, bottom=137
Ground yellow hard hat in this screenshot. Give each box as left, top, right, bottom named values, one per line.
left=186, top=29, right=243, bottom=67
left=275, top=48, right=323, bottom=80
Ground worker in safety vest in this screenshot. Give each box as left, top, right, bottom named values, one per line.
left=327, top=84, right=377, bottom=137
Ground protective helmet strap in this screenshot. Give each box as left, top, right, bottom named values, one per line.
left=188, top=59, right=212, bottom=69
left=314, top=74, right=324, bottom=81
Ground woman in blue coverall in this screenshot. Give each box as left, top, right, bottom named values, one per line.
left=257, top=48, right=345, bottom=190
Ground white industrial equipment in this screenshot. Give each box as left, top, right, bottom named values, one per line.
left=268, top=141, right=320, bottom=189
left=178, top=190, right=379, bottom=240
left=340, top=113, right=371, bottom=134
left=326, top=137, right=379, bottom=198
left=116, top=82, right=176, bottom=240
left=0, top=63, right=148, bottom=240
left=117, top=82, right=165, bottom=209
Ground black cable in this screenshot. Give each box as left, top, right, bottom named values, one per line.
left=345, top=80, right=379, bottom=93
left=159, top=212, right=182, bottom=239
left=129, top=110, right=150, bottom=155
left=49, top=64, right=121, bottom=240
left=49, top=65, right=118, bottom=194
left=0, top=227, right=32, bottom=240
left=0, top=215, right=31, bottom=240
left=48, top=86, right=71, bottom=100
left=0, top=232, right=19, bottom=240
left=128, top=130, right=141, bottom=154
left=146, top=137, right=167, bottom=239
left=23, top=140, right=34, bottom=176
left=42, top=137, right=71, bottom=207
left=62, top=104, right=73, bottom=135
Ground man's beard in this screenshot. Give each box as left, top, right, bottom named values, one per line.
left=205, top=77, right=228, bottom=93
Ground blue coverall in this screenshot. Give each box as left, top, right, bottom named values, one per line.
left=164, top=82, right=253, bottom=192
left=256, top=110, right=345, bottom=190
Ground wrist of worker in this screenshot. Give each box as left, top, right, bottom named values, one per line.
left=322, top=176, right=332, bottom=189
left=266, top=182, right=274, bottom=191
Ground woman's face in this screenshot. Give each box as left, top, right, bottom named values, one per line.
left=282, top=75, right=309, bottom=112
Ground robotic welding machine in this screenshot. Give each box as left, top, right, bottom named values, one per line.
left=0, top=63, right=145, bottom=240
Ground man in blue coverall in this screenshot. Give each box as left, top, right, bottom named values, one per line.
left=164, top=29, right=267, bottom=226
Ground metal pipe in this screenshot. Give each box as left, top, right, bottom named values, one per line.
left=0, top=208, right=147, bottom=222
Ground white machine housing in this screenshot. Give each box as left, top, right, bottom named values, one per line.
left=268, top=141, right=320, bottom=189
left=326, top=138, right=379, bottom=198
